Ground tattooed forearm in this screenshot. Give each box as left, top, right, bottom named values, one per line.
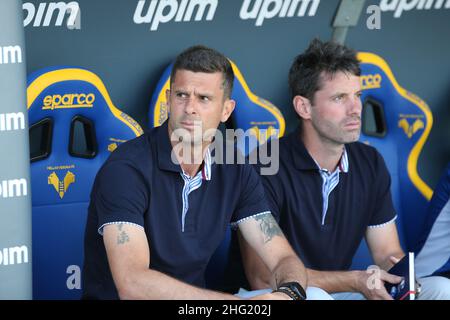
left=254, top=213, right=283, bottom=243
left=117, top=224, right=130, bottom=245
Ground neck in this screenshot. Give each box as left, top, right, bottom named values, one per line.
left=301, top=127, right=344, bottom=172
left=167, top=125, right=212, bottom=177
left=171, top=140, right=210, bottom=177
left=183, top=144, right=210, bottom=177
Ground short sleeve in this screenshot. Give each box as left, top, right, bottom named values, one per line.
left=368, top=151, right=397, bottom=227
left=90, top=160, right=149, bottom=233
left=259, top=174, right=283, bottom=223
left=231, top=164, right=271, bottom=227
left=251, top=143, right=283, bottom=223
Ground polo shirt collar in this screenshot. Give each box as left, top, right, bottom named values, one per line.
left=290, top=127, right=320, bottom=171
left=156, top=120, right=212, bottom=180
left=340, top=148, right=349, bottom=173
left=202, top=147, right=212, bottom=181
left=311, top=147, right=349, bottom=174
left=290, top=126, right=349, bottom=173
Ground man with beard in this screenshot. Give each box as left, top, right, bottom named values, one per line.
left=238, top=39, right=450, bottom=299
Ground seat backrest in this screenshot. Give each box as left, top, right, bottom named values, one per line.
left=351, top=52, right=433, bottom=269
left=148, top=61, right=285, bottom=289
left=148, top=61, right=285, bottom=156
left=27, top=66, right=143, bottom=299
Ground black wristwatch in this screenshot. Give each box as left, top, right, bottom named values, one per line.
left=274, top=282, right=307, bottom=300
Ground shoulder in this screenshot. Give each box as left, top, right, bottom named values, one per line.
left=346, top=142, right=390, bottom=179
left=346, top=142, right=385, bottom=164
left=250, top=134, right=293, bottom=168
left=346, top=141, right=379, bottom=156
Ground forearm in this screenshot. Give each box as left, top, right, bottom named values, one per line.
left=238, top=213, right=308, bottom=291
left=246, top=264, right=272, bottom=290
left=116, top=269, right=239, bottom=300
left=270, top=255, right=307, bottom=290
left=376, top=250, right=405, bottom=271
left=307, top=269, right=361, bottom=293
left=366, top=223, right=405, bottom=271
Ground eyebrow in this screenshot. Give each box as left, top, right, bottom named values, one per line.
left=173, top=89, right=214, bottom=98
left=331, top=90, right=362, bottom=97
left=193, top=90, right=214, bottom=98
left=331, top=92, right=347, bottom=98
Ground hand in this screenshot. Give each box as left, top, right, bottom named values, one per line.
left=356, top=269, right=403, bottom=300
left=389, top=256, right=401, bottom=265
left=249, top=291, right=292, bottom=300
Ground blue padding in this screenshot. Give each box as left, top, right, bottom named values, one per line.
left=351, top=53, right=433, bottom=269
left=32, top=203, right=87, bottom=299
left=148, top=61, right=285, bottom=156
left=28, top=67, right=143, bottom=299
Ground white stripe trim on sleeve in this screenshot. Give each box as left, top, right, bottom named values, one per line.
left=98, top=221, right=144, bottom=236
left=230, top=211, right=272, bottom=230
left=368, top=215, right=398, bottom=229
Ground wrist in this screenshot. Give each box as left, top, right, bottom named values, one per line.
left=351, top=271, right=364, bottom=292
left=274, top=282, right=307, bottom=300
left=273, top=289, right=295, bottom=300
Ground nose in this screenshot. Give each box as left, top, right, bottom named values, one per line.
left=184, top=97, right=197, bottom=115
left=348, top=95, right=362, bottom=116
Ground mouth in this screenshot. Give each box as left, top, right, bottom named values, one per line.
left=180, top=120, right=201, bottom=130
left=344, top=121, right=361, bottom=130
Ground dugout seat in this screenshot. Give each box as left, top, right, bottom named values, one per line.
left=28, top=66, right=143, bottom=299
left=351, top=52, right=433, bottom=269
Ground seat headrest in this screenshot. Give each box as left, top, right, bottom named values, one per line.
left=27, top=66, right=143, bottom=206
left=148, top=61, right=285, bottom=155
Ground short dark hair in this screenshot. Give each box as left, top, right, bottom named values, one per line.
left=171, top=45, right=234, bottom=100
left=288, top=39, right=361, bottom=103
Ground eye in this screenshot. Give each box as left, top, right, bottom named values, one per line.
left=200, top=96, right=210, bottom=102
left=176, top=92, right=188, bottom=99
left=333, top=95, right=344, bottom=102
left=355, top=92, right=363, bottom=99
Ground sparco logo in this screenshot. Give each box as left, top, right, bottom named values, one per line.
left=240, top=0, right=320, bottom=26
left=0, top=179, right=28, bottom=198
left=0, top=112, right=26, bottom=132
left=0, top=45, right=22, bottom=65
left=23, top=2, right=80, bottom=27
left=42, top=93, right=95, bottom=110
left=0, top=245, right=29, bottom=266
left=379, top=0, right=450, bottom=18
left=134, top=0, right=218, bottom=31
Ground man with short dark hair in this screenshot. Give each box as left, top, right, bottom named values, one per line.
left=82, top=45, right=313, bottom=300
left=239, top=39, right=450, bottom=300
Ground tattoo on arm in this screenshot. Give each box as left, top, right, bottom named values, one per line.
left=254, top=213, right=283, bottom=243
left=117, top=224, right=130, bottom=245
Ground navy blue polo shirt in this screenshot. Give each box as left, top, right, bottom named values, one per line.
left=82, top=121, right=270, bottom=299
left=254, top=127, right=396, bottom=271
